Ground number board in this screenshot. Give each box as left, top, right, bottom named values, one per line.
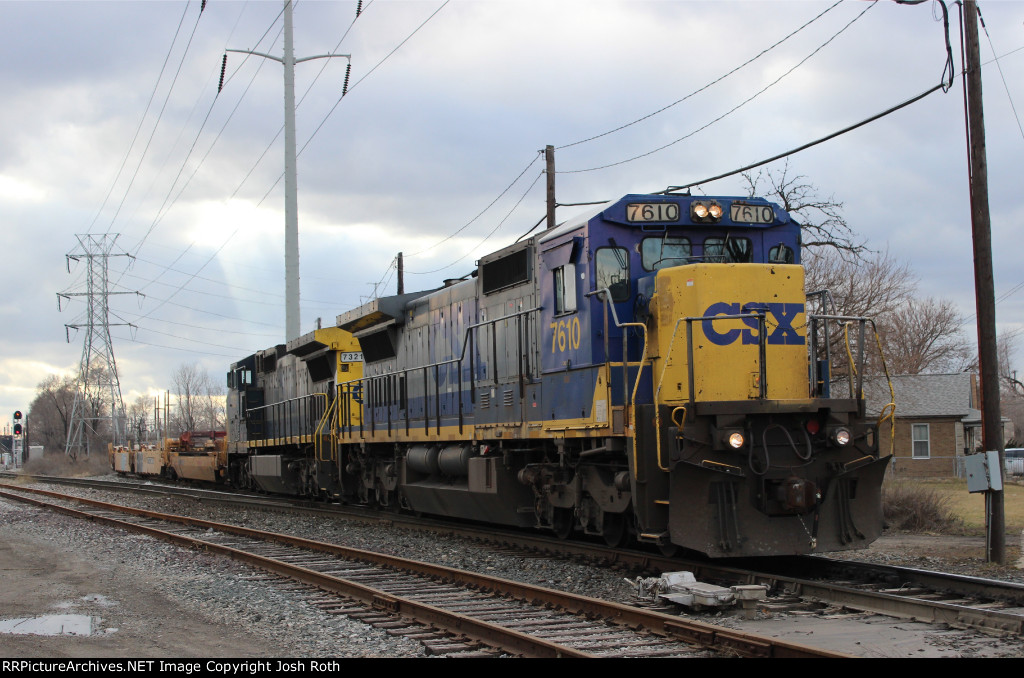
left=729, top=203, right=774, bottom=224
left=626, top=203, right=680, bottom=223
left=340, top=352, right=364, bottom=363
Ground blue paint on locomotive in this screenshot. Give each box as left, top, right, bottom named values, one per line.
left=533, top=194, right=800, bottom=421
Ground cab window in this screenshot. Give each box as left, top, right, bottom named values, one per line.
left=768, top=243, right=795, bottom=264
left=554, top=264, right=577, bottom=314
left=595, top=247, right=630, bottom=301
left=704, top=237, right=753, bottom=263
left=641, top=236, right=691, bottom=271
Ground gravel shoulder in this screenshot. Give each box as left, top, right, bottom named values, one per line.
left=0, top=499, right=426, bottom=658
left=1, top=476, right=1022, bottom=659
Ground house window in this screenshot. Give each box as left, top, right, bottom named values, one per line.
left=912, top=423, right=930, bottom=459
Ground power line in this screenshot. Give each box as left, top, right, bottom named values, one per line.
left=557, top=0, right=846, bottom=151
left=661, top=82, right=946, bottom=195
left=978, top=6, right=1024, bottom=144
left=86, top=2, right=193, bottom=234
left=560, top=1, right=876, bottom=174
left=405, top=170, right=545, bottom=276
left=101, top=3, right=208, bottom=236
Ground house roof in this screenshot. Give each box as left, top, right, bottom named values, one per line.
left=861, top=373, right=973, bottom=419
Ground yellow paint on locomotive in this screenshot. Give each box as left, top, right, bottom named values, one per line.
left=311, top=326, right=364, bottom=430
left=648, top=263, right=809, bottom=403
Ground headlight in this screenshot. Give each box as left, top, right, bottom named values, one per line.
left=831, top=428, right=851, bottom=446
left=728, top=432, right=745, bottom=449
left=691, top=200, right=723, bottom=223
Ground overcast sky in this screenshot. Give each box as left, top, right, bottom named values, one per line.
left=1, top=0, right=1022, bottom=433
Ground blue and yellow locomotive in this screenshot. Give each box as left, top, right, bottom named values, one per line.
left=226, top=193, right=889, bottom=558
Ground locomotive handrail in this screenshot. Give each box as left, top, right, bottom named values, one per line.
left=806, top=313, right=874, bottom=400
left=335, top=306, right=541, bottom=439
left=315, top=395, right=338, bottom=463
left=246, top=393, right=327, bottom=446
left=586, top=288, right=649, bottom=479
left=652, top=311, right=768, bottom=475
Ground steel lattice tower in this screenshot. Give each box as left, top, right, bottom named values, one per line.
left=59, top=234, right=138, bottom=459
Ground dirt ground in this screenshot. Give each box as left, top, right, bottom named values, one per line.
left=0, top=522, right=273, bottom=658
left=841, top=530, right=1024, bottom=580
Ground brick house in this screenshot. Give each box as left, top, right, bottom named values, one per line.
left=862, top=373, right=1009, bottom=479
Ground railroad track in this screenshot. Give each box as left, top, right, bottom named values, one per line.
left=0, top=483, right=838, bottom=658
left=7, top=473, right=1024, bottom=640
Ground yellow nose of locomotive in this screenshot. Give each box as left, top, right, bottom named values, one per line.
left=648, top=263, right=809, bottom=404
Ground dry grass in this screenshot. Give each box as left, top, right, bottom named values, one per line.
left=883, top=477, right=1024, bottom=536
left=21, top=452, right=110, bottom=478
left=883, top=481, right=966, bottom=533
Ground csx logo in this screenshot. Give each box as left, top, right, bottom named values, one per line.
left=702, top=302, right=804, bottom=346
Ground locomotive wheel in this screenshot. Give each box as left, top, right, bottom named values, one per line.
left=552, top=508, right=574, bottom=540
left=602, top=512, right=627, bottom=548
left=658, top=541, right=679, bottom=557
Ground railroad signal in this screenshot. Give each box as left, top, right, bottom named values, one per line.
left=13, top=410, right=22, bottom=420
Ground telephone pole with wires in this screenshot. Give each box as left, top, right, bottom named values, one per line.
left=223, top=0, right=351, bottom=343
left=58, top=234, right=141, bottom=460
left=962, top=0, right=1004, bottom=564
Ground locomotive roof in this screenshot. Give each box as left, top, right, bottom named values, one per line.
left=336, top=289, right=437, bottom=334
left=537, top=194, right=792, bottom=245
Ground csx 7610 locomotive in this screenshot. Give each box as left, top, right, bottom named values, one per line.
left=225, top=193, right=890, bottom=558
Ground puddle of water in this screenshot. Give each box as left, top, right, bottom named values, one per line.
left=53, top=594, right=119, bottom=611
left=0, top=614, right=95, bottom=636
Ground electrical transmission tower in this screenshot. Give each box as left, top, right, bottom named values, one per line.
left=58, top=234, right=140, bottom=459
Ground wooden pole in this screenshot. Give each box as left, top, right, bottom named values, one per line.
left=545, top=145, right=556, bottom=230
left=964, top=0, right=1004, bottom=563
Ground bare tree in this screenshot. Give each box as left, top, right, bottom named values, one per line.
left=804, top=248, right=972, bottom=377
left=126, top=395, right=150, bottom=446
left=991, top=330, right=1024, bottom=444
left=804, top=247, right=915, bottom=319
left=170, top=363, right=225, bottom=434
left=171, top=363, right=204, bottom=435
left=877, top=297, right=974, bottom=375
left=198, top=378, right=226, bottom=431
left=743, top=160, right=867, bottom=258
left=26, top=374, right=78, bottom=452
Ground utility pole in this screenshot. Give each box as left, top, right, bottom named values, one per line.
left=396, top=252, right=404, bottom=295
left=963, top=0, right=1003, bottom=564
left=545, top=145, right=556, bottom=230
left=225, top=0, right=351, bottom=342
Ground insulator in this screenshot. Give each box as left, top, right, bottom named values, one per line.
left=201, top=0, right=206, bottom=11
left=342, top=62, right=351, bottom=96
left=218, top=54, right=227, bottom=94
left=356, top=1, right=362, bottom=17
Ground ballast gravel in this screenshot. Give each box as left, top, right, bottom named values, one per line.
left=3, top=473, right=1023, bottom=659
left=0, top=476, right=639, bottom=658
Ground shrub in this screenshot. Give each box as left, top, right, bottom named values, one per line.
left=882, top=482, right=965, bottom=533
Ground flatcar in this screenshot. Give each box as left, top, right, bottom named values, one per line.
left=225, top=192, right=891, bottom=558
left=110, top=430, right=227, bottom=483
